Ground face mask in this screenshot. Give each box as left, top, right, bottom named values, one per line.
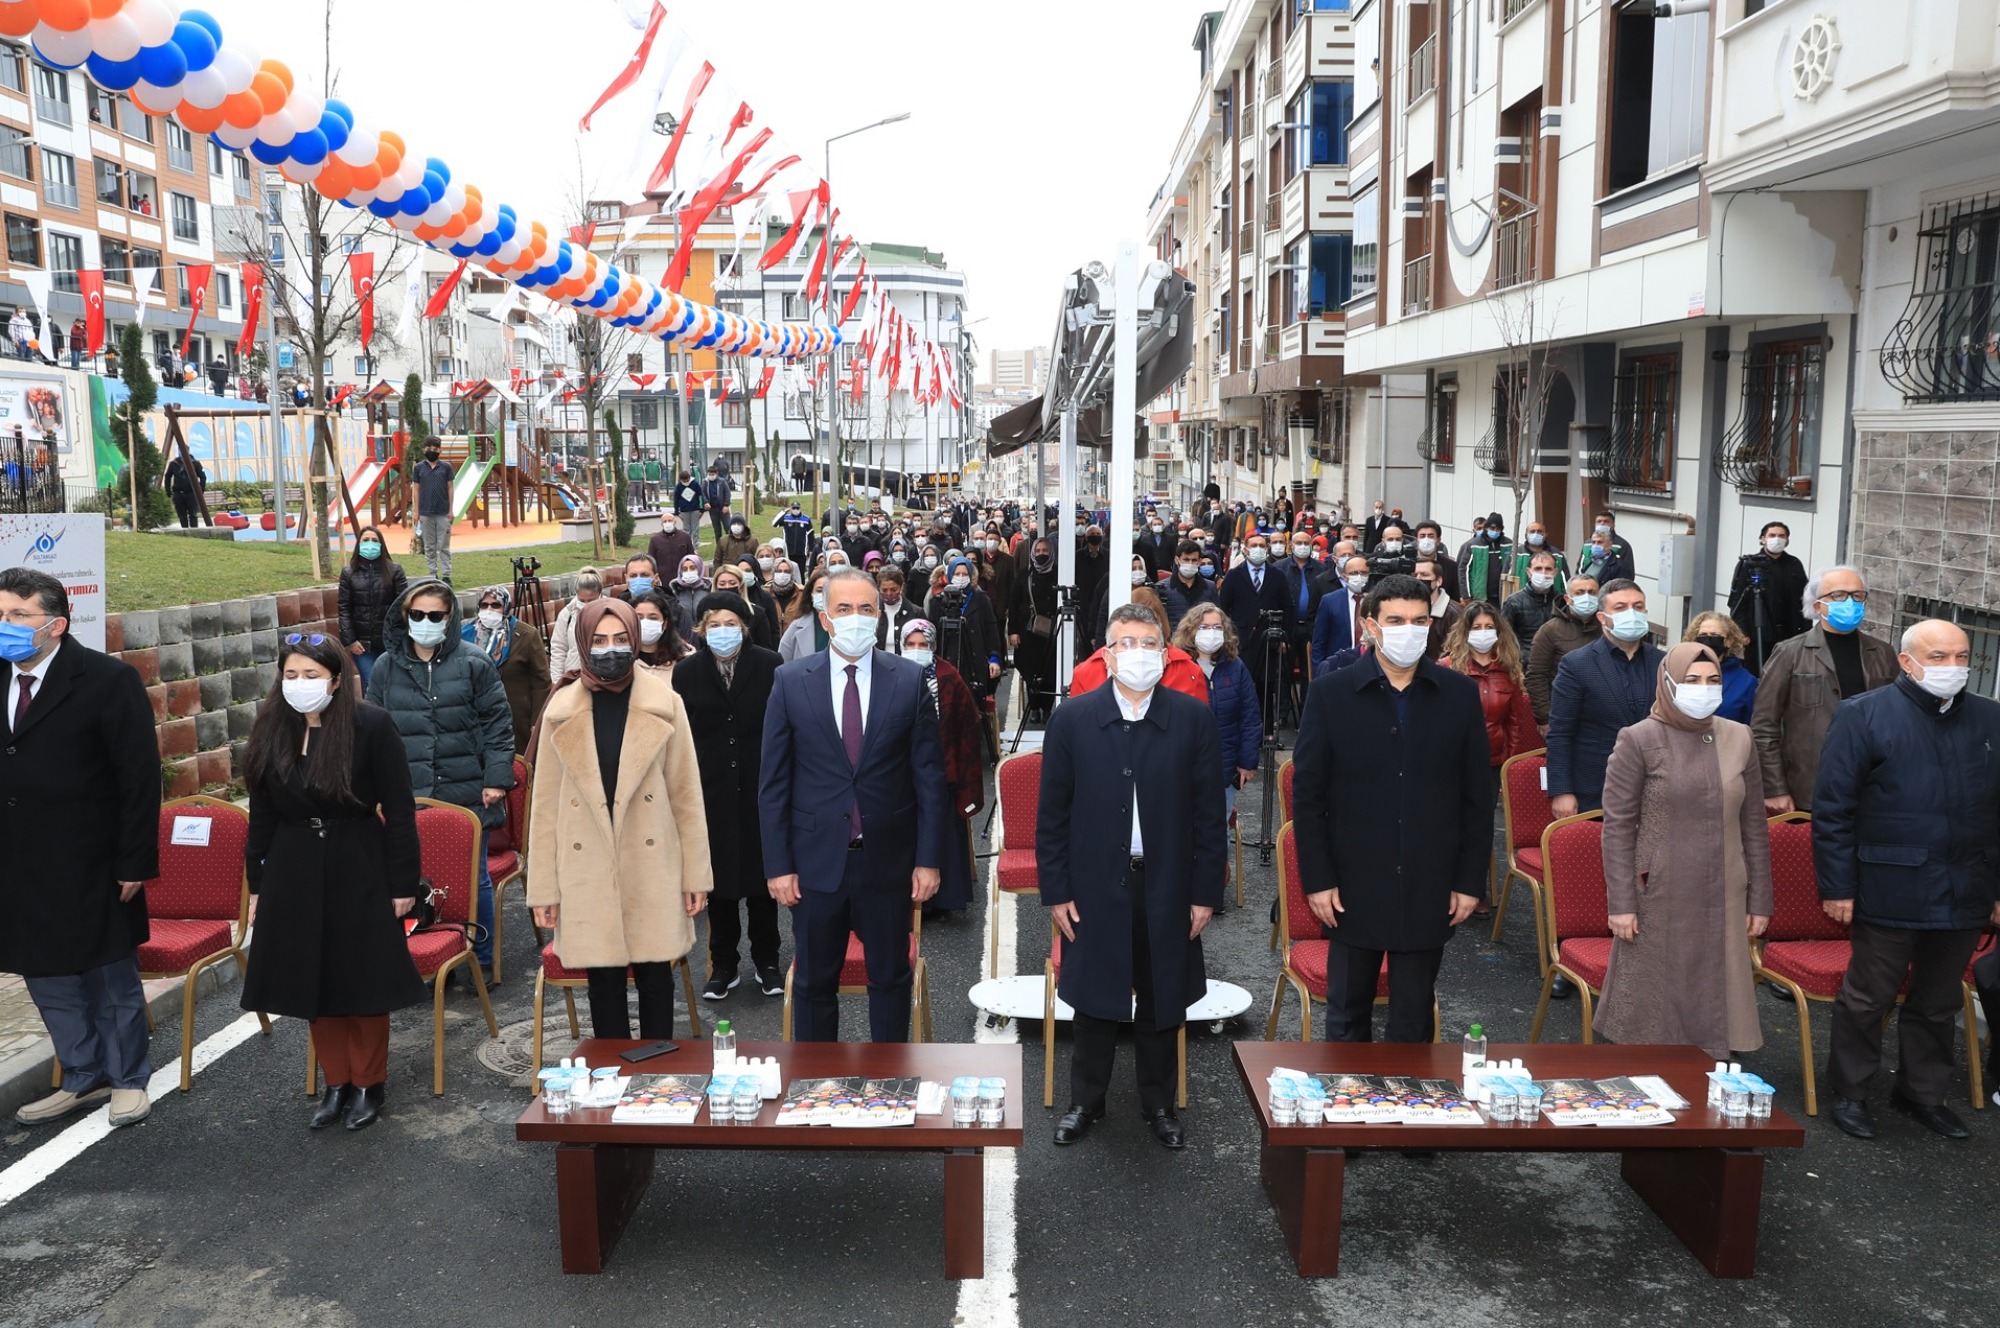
left=1669, top=679, right=1724, bottom=721
left=1151, top=524, right=1164, bottom=534
left=1246, top=547, right=1268, bottom=565
left=1529, top=572, right=1555, bottom=592
left=1569, top=594, right=1600, bottom=618
left=811, top=590, right=826, bottom=612
left=705, top=625, right=742, bottom=657
left=663, top=520, right=678, bottom=533
left=1527, top=532, right=1544, bottom=546
left=919, top=556, right=937, bottom=571
left=952, top=575, right=972, bottom=591
left=1824, top=599, right=1865, bottom=632
left=358, top=540, right=382, bottom=559
left=829, top=613, right=878, bottom=657
left=1035, top=553, right=1055, bottom=571
left=1468, top=628, right=1499, bottom=653
left=1112, top=647, right=1165, bottom=692
left=731, top=523, right=747, bottom=535
left=1764, top=536, right=1787, bottom=554
left=1486, top=529, right=1503, bottom=540
left=638, top=618, right=665, bottom=646
left=1178, top=562, right=1200, bottom=579
left=0, top=620, right=44, bottom=663
left=1911, top=663, right=1970, bottom=700
left=282, top=677, right=333, bottom=714
left=424, top=450, right=440, bottom=461
left=1201, top=564, right=1215, bottom=578
left=1417, top=537, right=1437, bottom=554
left=1194, top=627, right=1225, bottom=655
left=408, top=618, right=448, bottom=648
left=1292, top=544, right=1312, bottom=559
left=476, top=609, right=504, bottom=631
left=587, top=647, right=634, bottom=681
left=828, top=558, right=849, bottom=570
left=1373, top=623, right=1428, bottom=668
left=1594, top=523, right=1610, bottom=537
left=758, top=557, right=776, bottom=571
left=773, top=572, right=794, bottom=589
left=628, top=576, right=654, bottom=596
left=1381, top=540, right=1403, bottom=555
left=1345, top=574, right=1370, bottom=595
left=1606, top=608, right=1650, bottom=643
left=1373, top=505, right=1384, bottom=515
left=1695, top=633, right=1728, bottom=658
left=902, top=646, right=934, bottom=670
left=679, top=570, right=702, bottom=586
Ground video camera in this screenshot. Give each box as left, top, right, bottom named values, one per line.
left=512, top=555, right=542, bottom=575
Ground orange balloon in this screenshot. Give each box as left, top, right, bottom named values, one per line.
left=377, top=129, right=404, bottom=160
left=259, top=59, right=294, bottom=96
left=0, top=5, right=40, bottom=39
left=221, top=90, right=264, bottom=131
left=462, top=183, right=482, bottom=206
left=374, top=144, right=401, bottom=180
left=311, top=170, right=347, bottom=201
left=347, top=161, right=381, bottom=193
left=313, top=157, right=353, bottom=197
left=175, top=101, right=227, bottom=135
left=89, top=0, right=124, bottom=17
left=248, top=72, right=287, bottom=117
left=38, top=0, right=91, bottom=33
left=441, top=211, right=467, bottom=239
left=413, top=221, right=444, bottom=242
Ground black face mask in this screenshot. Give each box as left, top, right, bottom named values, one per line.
left=586, top=647, right=634, bottom=681
left=424, top=450, right=440, bottom=461
left=1695, top=634, right=1728, bottom=659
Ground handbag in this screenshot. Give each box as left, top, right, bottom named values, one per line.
left=1029, top=613, right=1055, bottom=639
left=402, top=877, right=441, bottom=934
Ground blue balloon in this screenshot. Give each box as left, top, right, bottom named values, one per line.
left=493, top=207, right=518, bottom=244
left=86, top=53, right=145, bottom=90
left=367, top=196, right=400, bottom=219
left=137, top=41, right=188, bottom=88
left=249, top=137, right=290, bottom=166
left=316, top=110, right=349, bottom=154
left=425, top=157, right=450, bottom=187
left=397, top=188, right=428, bottom=218
left=288, top=128, right=328, bottom=166
left=421, top=172, right=445, bottom=204
left=322, top=98, right=355, bottom=129
left=474, top=230, right=503, bottom=258
left=180, top=10, right=224, bottom=47
left=173, top=21, right=217, bottom=73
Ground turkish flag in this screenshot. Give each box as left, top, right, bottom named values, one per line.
left=77, top=269, right=104, bottom=355
left=423, top=258, right=468, bottom=319
left=237, top=262, right=264, bottom=359
left=348, top=252, right=376, bottom=354
left=179, top=263, right=212, bottom=361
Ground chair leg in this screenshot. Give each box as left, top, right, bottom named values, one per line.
left=1265, top=971, right=1287, bottom=1041
left=678, top=957, right=704, bottom=1039
left=1489, top=874, right=1514, bottom=943
left=781, top=965, right=795, bottom=1043
left=1043, top=962, right=1057, bottom=1109
left=1529, top=970, right=1557, bottom=1043
left=1176, top=1023, right=1188, bottom=1110
left=1577, top=978, right=1597, bottom=1045
left=1529, top=883, right=1553, bottom=981
left=1290, top=975, right=1314, bottom=1044
left=1796, top=988, right=1819, bottom=1117
left=1966, top=983, right=1985, bottom=1111
left=432, top=968, right=450, bottom=1097
left=492, top=895, right=505, bottom=987
left=562, top=988, right=580, bottom=1038
left=178, top=971, right=200, bottom=1092
left=1431, top=997, right=1442, bottom=1043
left=911, top=957, right=930, bottom=1045
left=988, top=872, right=1000, bottom=980
left=531, top=969, right=547, bottom=1095
left=467, top=953, right=500, bottom=1037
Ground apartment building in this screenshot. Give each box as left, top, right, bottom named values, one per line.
left=987, top=348, right=1041, bottom=394
left=1144, top=1, right=1425, bottom=518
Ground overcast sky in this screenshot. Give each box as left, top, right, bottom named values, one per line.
left=191, top=0, right=1215, bottom=366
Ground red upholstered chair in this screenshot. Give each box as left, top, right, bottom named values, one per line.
left=1528, top=811, right=1612, bottom=1044
left=305, top=800, right=499, bottom=1097
left=1279, top=757, right=1295, bottom=826
left=1754, top=813, right=1863, bottom=1116
left=1967, top=933, right=1995, bottom=1112
left=780, top=906, right=931, bottom=1044
left=1490, top=750, right=1553, bottom=964
left=528, top=942, right=703, bottom=1091
left=989, top=752, right=1042, bottom=978
left=485, top=755, right=531, bottom=984
left=1263, top=822, right=1439, bottom=1047
left=140, top=796, right=271, bottom=1092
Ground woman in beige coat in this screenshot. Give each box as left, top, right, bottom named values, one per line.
left=528, top=597, right=711, bottom=1039
left=1595, top=641, right=1773, bottom=1059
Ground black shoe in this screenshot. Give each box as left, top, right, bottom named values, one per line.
left=702, top=972, right=739, bottom=1001
left=1827, top=1096, right=1876, bottom=1139
left=1764, top=982, right=1797, bottom=1004
left=1549, top=974, right=1576, bottom=1000
left=1890, top=1093, right=1969, bottom=1139
left=1053, top=1106, right=1103, bottom=1145
left=1144, top=1107, right=1186, bottom=1150
left=755, top=966, right=784, bottom=997
left=309, top=1084, right=355, bottom=1130
left=345, top=1084, right=385, bottom=1131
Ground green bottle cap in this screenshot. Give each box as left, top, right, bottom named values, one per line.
left=1469, top=1023, right=1483, bottom=1038
left=716, top=1019, right=731, bottom=1034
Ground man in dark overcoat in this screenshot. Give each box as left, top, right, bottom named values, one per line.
left=0, top=568, right=160, bottom=1127
left=1291, top=573, right=1492, bottom=1043
left=1038, top=603, right=1226, bottom=1150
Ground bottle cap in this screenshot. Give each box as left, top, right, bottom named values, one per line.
left=1468, top=1023, right=1483, bottom=1038
left=717, top=1019, right=732, bottom=1034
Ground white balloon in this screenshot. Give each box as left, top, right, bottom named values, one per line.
left=442, top=181, right=465, bottom=215
left=422, top=197, right=451, bottom=227
left=284, top=91, right=324, bottom=139
left=126, top=0, right=175, bottom=48
left=215, top=118, right=259, bottom=150
left=335, top=127, right=377, bottom=169
left=385, top=208, right=420, bottom=233
left=92, top=14, right=142, bottom=62
left=393, top=156, right=424, bottom=192
left=256, top=112, right=296, bottom=148
left=212, top=45, right=256, bottom=96
left=180, top=66, right=227, bottom=110
left=494, top=237, right=523, bottom=266
left=287, top=157, right=324, bottom=183
left=33, top=24, right=94, bottom=67
left=131, top=78, right=185, bottom=113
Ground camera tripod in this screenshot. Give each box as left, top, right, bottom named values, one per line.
left=1252, top=610, right=1293, bottom=865
left=511, top=556, right=548, bottom=639
left=1007, top=583, right=1078, bottom=755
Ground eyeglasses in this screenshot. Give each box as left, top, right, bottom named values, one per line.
left=1110, top=637, right=1162, bottom=652
left=284, top=633, right=332, bottom=646
left=478, top=602, right=505, bottom=612
left=0, top=609, right=50, bottom=625
left=1821, top=591, right=1867, bottom=603
left=406, top=609, right=450, bottom=623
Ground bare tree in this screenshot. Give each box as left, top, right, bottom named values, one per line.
left=1481, top=288, right=1564, bottom=551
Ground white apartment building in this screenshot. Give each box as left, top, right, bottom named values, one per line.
left=987, top=348, right=1041, bottom=393
left=1145, top=1, right=1425, bottom=518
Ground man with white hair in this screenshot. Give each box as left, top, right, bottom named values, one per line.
left=1750, top=565, right=1897, bottom=814
left=1813, top=618, right=2000, bottom=1140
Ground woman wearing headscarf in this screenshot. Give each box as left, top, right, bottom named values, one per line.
left=527, top=598, right=712, bottom=1040
left=463, top=585, right=549, bottom=753
left=1594, top=642, right=1773, bottom=1059
left=666, top=553, right=709, bottom=638
left=900, top=618, right=985, bottom=915
left=767, top=557, right=803, bottom=622
left=928, top=555, right=1003, bottom=707
left=1008, top=536, right=1061, bottom=722
left=547, top=567, right=602, bottom=681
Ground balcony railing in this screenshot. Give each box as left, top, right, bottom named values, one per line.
left=1496, top=205, right=1537, bottom=289
left=1408, top=36, right=1437, bottom=103
left=167, top=142, right=193, bottom=173
left=42, top=179, right=76, bottom=210
left=1503, top=0, right=1537, bottom=19
left=1263, top=328, right=1279, bottom=362
left=1403, top=253, right=1432, bottom=316
left=33, top=94, right=69, bottom=127
left=1266, top=192, right=1282, bottom=230
left=1237, top=337, right=1253, bottom=370
left=1238, top=220, right=1255, bottom=253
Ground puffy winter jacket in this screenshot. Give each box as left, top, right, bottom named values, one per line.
left=338, top=557, right=409, bottom=653
left=365, top=579, right=516, bottom=827
left=1204, top=653, right=1263, bottom=780
left=1446, top=655, right=1538, bottom=767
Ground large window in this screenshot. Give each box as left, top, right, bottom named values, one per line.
left=1348, top=187, right=1377, bottom=301
left=116, top=93, right=148, bottom=141
left=0, top=43, right=23, bottom=94
left=131, top=245, right=161, bottom=283
left=40, top=148, right=75, bottom=210
left=169, top=191, right=199, bottom=241
left=1310, top=81, right=1353, bottom=166
left=93, top=157, right=122, bottom=208
left=100, top=236, right=129, bottom=284
left=1881, top=196, right=2000, bottom=403
left=165, top=119, right=194, bottom=172
left=1420, top=377, right=1456, bottom=465
left=1720, top=334, right=1824, bottom=494
left=30, top=63, right=68, bottom=126
left=48, top=231, right=80, bottom=293
left=1606, top=350, right=1678, bottom=490
left=5, top=212, right=38, bottom=267
left=1308, top=234, right=1352, bottom=314
left=0, top=124, right=30, bottom=182
left=1606, top=6, right=1709, bottom=192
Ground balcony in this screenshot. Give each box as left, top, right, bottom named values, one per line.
left=1238, top=219, right=1255, bottom=254
left=1408, top=35, right=1437, bottom=104
left=1280, top=164, right=1351, bottom=238
left=1403, top=253, right=1432, bottom=316
left=1266, top=191, right=1282, bottom=231
left=1280, top=315, right=1345, bottom=360
left=1283, top=10, right=1351, bottom=94
left=42, top=178, right=76, bottom=210
left=33, top=93, right=68, bottom=127
left=1263, top=328, right=1280, bottom=363
left=1495, top=206, right=1537, bottom=289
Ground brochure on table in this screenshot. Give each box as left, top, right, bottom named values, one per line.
left=1266, top=1066, right=1691, bottom=1126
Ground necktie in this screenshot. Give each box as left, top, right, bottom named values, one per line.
left=843, top=664, right=864, bottom=838
left=1352, top=596, right=1364, bottom=650
left=12, top=674, right=31, bottom=731
left=1251, top=568, right=1262, bottom=592
left=1298, top=567, right=1310, bottom=616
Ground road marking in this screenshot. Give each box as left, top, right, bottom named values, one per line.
left=0, top=1011, right=272, bottom=1208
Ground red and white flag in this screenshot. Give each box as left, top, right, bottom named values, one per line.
left=759, top=183, right=825, bottom=272
left=663, top=127, right=773, bottom=292
left=579, top=0, right=668, bottom=131
left=645, top=62, right=716, bottom=195
left=179, top=263, right=212, bottom=361
left=236, top=262, right=263, bottom=358
left=77, top=268, right=104, bottom=356
left=348, top=251, right=375, bottom=354
left=423, top=258, right=468, bottom=319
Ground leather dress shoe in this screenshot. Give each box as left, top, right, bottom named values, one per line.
left=1144, top=1107, right=1185, bottom=1150
left=1548, top=974, right=1575, bottom=1000
left=1891, top=1093, right=1969, bottom=1139
left=1053, top=1106, right=1102, bottom=1145
left=345, top=1084, right=386, bottom=1131
left=1827, top=1096, right=1876, bottom=1139
left=310, top=1084, right=355, bottom=1130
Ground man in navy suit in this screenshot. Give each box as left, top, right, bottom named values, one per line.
left=1545, top=577, right=1664, bottom=818
left=1216, top=532, right=1298, bottom=726
left=760, top=568, right=948, bottom=1042
left=1310, top=553, right=1373, bottom=677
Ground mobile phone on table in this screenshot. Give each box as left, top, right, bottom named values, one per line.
left=619, top=1040, right=680, bottom=1063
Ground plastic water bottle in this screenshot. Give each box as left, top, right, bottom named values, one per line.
left=712, top=1018, right=735, bottom=1075
left=1461, top=1023, right=1488, bottom=1076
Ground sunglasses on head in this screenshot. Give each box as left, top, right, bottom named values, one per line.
left=406, top=608, right=449, bottom=623
left=285, top=633, right=332, bottom=646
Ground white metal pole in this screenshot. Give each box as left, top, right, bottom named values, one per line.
left=1107, top=241, right=1140, bottom=619
left=1055, top=402, right=1077, bottom=700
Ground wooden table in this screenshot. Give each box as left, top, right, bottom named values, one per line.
left=516, top=1039, right=1023, bottom=1277
left=1233, top=1042, right=1805, bottom=1280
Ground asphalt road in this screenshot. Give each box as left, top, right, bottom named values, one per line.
left=1, top=678, right=1995, bottom=1328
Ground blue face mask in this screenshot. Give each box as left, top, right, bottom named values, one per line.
left=1824, top=598, right=1866, bottom=632
left=358, top=540, right=383, bottom=559
left=0, top=619, right=44, bottom=663
left=628, top=576, right=654, bottom=597
left=1607, top=608, right=1651, bottom=643
left=408, top=618, right=449, bottom=648
left=705, top=625, right=744, bottom=658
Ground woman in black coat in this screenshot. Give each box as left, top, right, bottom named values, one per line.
left=242, top=633, right=425, bottom=1131
left=337, top=525, right=407, bottom=689
left=671, top=592, right=783, bottom=998
left=1009, top=537, right=1060, bottom=721
left=930, top=556, right=1002, bottom=705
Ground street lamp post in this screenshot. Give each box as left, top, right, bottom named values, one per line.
left=822, top=112, right=908, bottom=538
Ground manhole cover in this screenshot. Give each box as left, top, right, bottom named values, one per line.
left=479, top=1014, right=592, bottom=1086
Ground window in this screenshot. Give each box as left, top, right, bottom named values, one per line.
left=176, top=262, right=194, bottom=308
left=47, top=231, right=79, bottom=293
left=1881, top=195, right=2000, bottom=404
left=0, top=43, right=22, bottom=94
left=1606, top=5, right=1709, bottom=192
left=125, top=170, right=156, bottom=214
left=86, top=81, right=114, bottom=128
left=40, top=148, right=74, bottom=209
left=1420, top=378, right=1457, bottom=464
left=269, top=233, right=285, bottom=269
left=116, top=93, right=148, bottom=141
left=1720, top=334, right=1824, bottom=494
left=783, top=381, right=804, bottom=419
left=626, top=353, right=645, bottom=374
left=31, top=63, right=69, bottom=126
left=782, top=292, right=808, bottom=320
left=1284, top=240, right=1304, bottom=322
left=131, top=246, right=161, bottom=281
left=1348, top=187, right=1377, bottom=301
left=100, top=238, right=128, bottom=284
left=721, top=400, right=745, bottom=428
left=342, top=235, right=362, bottom=255
left=0, top=124, right=29, bottom=182
left=216, top=271, right=233, bottom=309
left=169, top=191, right=198, bottom=241
left=207, top=138, right=224, bottom=175
left=165, top=119, right=194, bottom=172
left=1309, top=81, right=1352, bottom=166
left=631, top=399, right=660, bottom=430
left=93, top=157, right=122, bottom=208
left=1606, top=351, right=1678, bottom=490
left=5, top=212, right=38, bottom=267
left=1308, top=234, right=1352, bottom=314
left=265, top=188, right=283, bottom=225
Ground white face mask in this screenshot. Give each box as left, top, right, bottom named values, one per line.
left=680, top=569, right=701, bottom=585
left=1417, top=537, right=1437, bottom=554
left=1344, top=574, right=1370, bottom=595
left=1529, top=572, right=1556, bottom=591
left=1526, top=532, right=1545, bottom=546
left=1246, top=547, right=1268, bottom=565
left=476, top=609, right=504, bottom=631
left=1669, top=678, right=1724, bottom=721
left=1131, top=569, right=1147, bottom=586
left=638, top=618, right=665, bottom=646
left=1910, top=662, right=1970, bottom=701
left=952, top=575, right=972, bottom=591
left=1292, top=544, right=1312, bottom=559
left=1381, top=540, right=1403, bottom=554
left=758, top=557, right=776, bottom=571
left=1594, top=523, right=1611, bottom=537
left=902, top=646, right=934, bottom=669
left=282, top=677, right=333, bottom=715
left=1112, top=647, right=1164, bottom=692
left=1765, top=536, right=1788, bottom=554
left=829, top=613, right=877, bottom=658
left=1194, top=626, right=1225, bottom=655
left=1178, top=562, right=1200, bottom=579
left=773, top=572, right=794, bottom=588
left=1467, top=628, right=1499, bottom=653
left=1373, top=623, right=1428, bottom=668
left=663, top=520, right=677, bottom=532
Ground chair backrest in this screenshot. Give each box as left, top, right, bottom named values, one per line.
left=488, top=754, right=530, bottom=854
left=1277, top=822, right=1318, bottom=950
left=148, top=795, right=250, bottom=924
left=1765, top=814, right=1845, bottom=941
left=997, top=752, right=1042, bottom=852
left=1502, top=749, right=1552, bottom=854
left=1279, top=758, right=1295, bottom=826
left=415, top=799, right=484, bottom=926
left=1542, top=811, right=1608, bottom=950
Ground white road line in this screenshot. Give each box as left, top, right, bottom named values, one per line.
left=0, top=1011, right=273, bottom=1208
